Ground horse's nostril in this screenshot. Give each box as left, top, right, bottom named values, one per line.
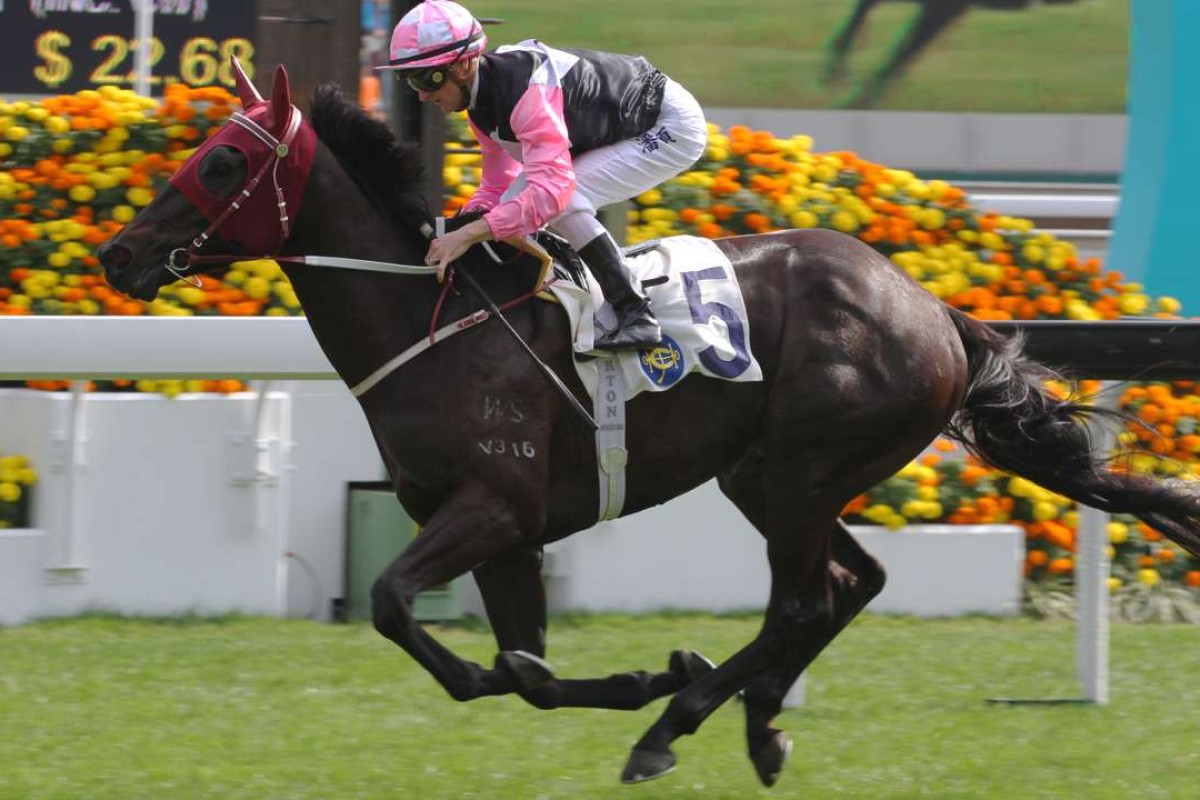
left=98, top=241, right=132, bottom=271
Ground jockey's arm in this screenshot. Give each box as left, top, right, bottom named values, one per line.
left=463, top=118, right=520, bottom=214
left=428, top=84, right=576, bottom=280
left=479, top=83, right=576, bottom=241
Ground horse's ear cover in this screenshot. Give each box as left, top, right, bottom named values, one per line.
left=267, top=64, right=291, bottom=131
left=169, top=60, right=315, bottom=255
left=231, top=56, right=263, bottom=108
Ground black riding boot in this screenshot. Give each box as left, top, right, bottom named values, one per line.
left=578, top=234, right=662, bottom=351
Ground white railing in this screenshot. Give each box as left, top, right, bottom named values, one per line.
left=0, top=317, right=334, bottom=380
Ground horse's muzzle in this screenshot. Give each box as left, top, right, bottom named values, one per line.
left=96, top=240, right=154, bottom=299
left=97, top=240, right=131, bottom=272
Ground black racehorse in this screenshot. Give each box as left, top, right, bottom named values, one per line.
left=98, top=62, right=1200, bottom=787
left=823, top=0, right=1082, bottom=108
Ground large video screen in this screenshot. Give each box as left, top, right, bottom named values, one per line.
left=466, top=0, right=1128, bottom=113
left=0, top=2, right=258, bottom=96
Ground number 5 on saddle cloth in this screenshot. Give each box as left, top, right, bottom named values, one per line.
left=539, top=234, right=765, bottom=520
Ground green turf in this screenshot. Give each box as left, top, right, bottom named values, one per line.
left=1, top=613, right=1197, bottom=798
left=464, top=0, right=1128, bottom=112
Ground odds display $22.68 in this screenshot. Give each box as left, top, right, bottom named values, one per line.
left=0, top=2, right=257, bottom=96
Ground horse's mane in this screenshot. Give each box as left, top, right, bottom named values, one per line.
left=308, top=84, right=430, bottom=231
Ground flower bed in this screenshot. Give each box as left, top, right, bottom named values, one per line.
left=0, top=448, right=37, bottom=529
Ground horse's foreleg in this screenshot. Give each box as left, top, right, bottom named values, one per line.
left=473, top=547, right=714, bottom=710
left=822, top=0, right=879, bottom=86
left=370, top=480, right=548, bottom=701
left=741, top=520, right=885, bottom=786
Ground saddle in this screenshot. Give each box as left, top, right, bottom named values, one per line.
left=442, top=211, right=662, bottom=305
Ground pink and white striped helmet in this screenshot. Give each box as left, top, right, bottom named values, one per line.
left=381, top=1, right=487, bottom=71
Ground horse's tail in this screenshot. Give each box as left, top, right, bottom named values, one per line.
left=942, top=306, right=1200, bottom=558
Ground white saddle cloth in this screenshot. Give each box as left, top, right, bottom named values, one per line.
left=549, top=235, right=764, bottom=402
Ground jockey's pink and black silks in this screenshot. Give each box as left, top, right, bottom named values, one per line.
left=463, top=40, right=705, bottom=241
left=470, top=80, right=576, bottom=240
left=547, top=79, right=707, bottom=249
left=470, top=75, right=708, bottom=249
left=169, top=99, right=316, bottom=255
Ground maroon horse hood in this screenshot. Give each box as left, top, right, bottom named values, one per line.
left=168, top=59, right=317, bottom=256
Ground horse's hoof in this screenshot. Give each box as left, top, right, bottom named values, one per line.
left=669, top=649, right=716, bottom=683
left=751, top=730, right=793, bottom=788
left=495, top=650, right=555, bottom=692
left=621, top=746, right=676, bottom=784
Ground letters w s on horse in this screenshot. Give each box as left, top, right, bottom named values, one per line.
left=97, top=60, right=1200, bottom=787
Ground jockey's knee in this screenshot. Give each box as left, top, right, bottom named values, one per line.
left=548, top=209, right=606, bottom=250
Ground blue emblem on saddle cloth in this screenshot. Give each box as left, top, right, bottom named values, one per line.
left=638, top=335, right=686, bottom=387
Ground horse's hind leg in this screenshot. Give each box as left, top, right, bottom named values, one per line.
left=473, top=547, right=715, bottom=710
left=718, top=449, right=886, bottom=786
left=370, top=480, right=553, bottom=701
left=621, top=455, right=843, bottom=784
left=742, top=521, right=884, bottom=786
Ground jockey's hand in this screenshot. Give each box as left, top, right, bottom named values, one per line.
left=425, top=218, right=494, bottom=282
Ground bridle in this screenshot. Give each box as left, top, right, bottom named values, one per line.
left=166, top=107, right=305, bottom=286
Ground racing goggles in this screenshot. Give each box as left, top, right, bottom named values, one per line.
left=402, top=66, right=450, bottom=93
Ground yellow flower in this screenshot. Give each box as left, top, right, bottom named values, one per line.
left=1137, top=568, right=1160, bottom=587
left=1118, top=293, right=1149, bottom=316
left=636, top=188, right=662, bottom=206
left=126, top=187, right=153, bottom=207
left=69, top=184, right=97, bottom=203
left=1106, top=577, right=1122, bottom=592
left=918, top=208, right=945, bottom=230
left=243, top=276, right=270, bottom=299
left=789, top=210, right=819, bottom=228
left=1158, top=296, right=1181, bottom=314
left=176, top=287, right=206, bottom=305
left=111, top=205, right=136, bottom=224
left=5, top=126, right=29, bottom=141
left=0, top=482, right=21, bottom=503
left=831, top=210, right=860, bottom=233
left=1107, top=521, right=1128, bottom=544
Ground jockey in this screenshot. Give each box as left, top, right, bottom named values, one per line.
left=379, top=0, right=708, bottom=351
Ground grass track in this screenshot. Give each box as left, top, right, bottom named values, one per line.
left=463, top=0, right=1127, bottom=112
left=2, top=614, right=1198, bottom=798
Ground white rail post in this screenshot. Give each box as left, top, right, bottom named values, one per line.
left=1075, top=382, right=1118, bottom=704
left=133, top=0, right=155, bottom=97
